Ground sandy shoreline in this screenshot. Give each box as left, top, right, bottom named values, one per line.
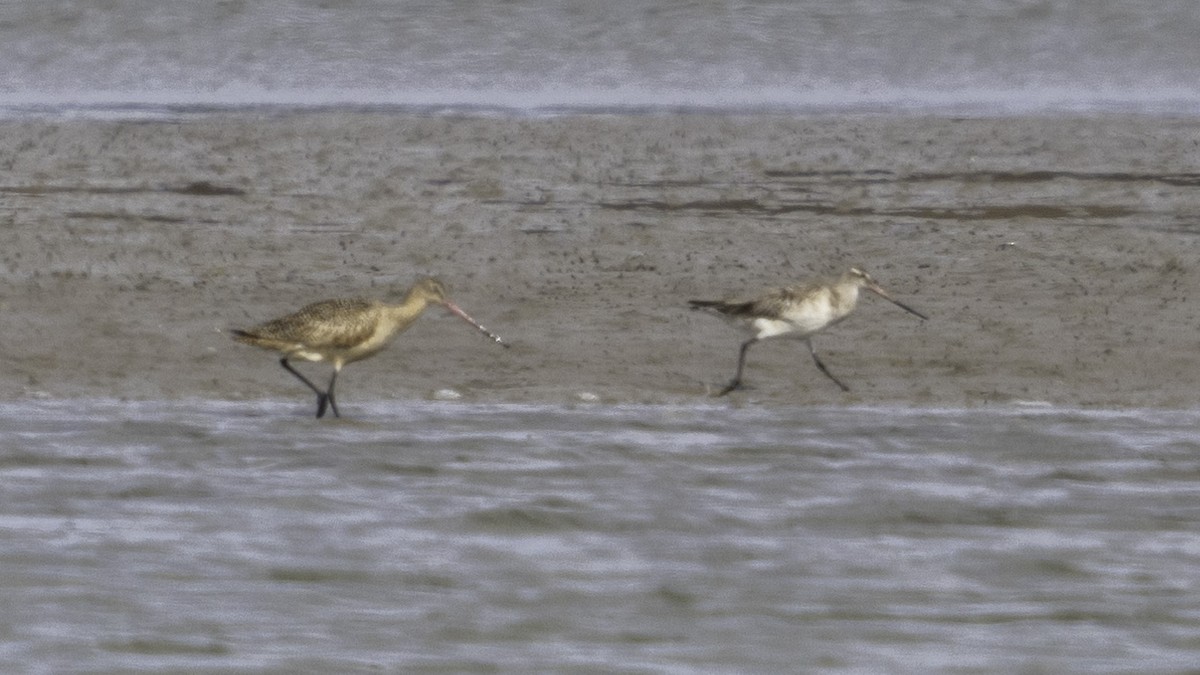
left=2, top=112, right=1199, bottom=410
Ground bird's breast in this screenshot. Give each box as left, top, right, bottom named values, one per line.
left=757, top=293, right=854, bottom=338
left=340, top=319, right=404, bottom=362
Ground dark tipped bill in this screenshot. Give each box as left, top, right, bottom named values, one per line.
left=443, top=301, right=510, bottom=347
left=867, top=284, right=928, bottom=321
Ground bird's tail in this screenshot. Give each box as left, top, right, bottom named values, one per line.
left=689, top=299, right=753, bottom=316
left=229, top=328, right=269, bottom=347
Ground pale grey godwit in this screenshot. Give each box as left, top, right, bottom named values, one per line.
left=689, top=267, right=927, bottom=396
left=232, top=277, right=507, bottom=418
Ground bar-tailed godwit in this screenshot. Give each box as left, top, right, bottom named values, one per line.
left=232, top=277, right=507, bottom=418
left=690, top=267, right=926, bottom=396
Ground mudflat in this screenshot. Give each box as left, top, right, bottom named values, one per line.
left=3, top=113, right=1199, bottom=408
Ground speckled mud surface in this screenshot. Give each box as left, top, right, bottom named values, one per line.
left=3, top=113, right=1199, bottom=407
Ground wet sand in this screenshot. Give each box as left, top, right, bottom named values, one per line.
left=2, top=113, right=1199, bottom=409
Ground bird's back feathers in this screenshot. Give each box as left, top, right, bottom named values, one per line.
left=232, top=298, right=380, bottom=351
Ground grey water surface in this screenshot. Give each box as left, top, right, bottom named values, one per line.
left=2, top=1, right=1199, bottom=114
left=3, top=400, right=1199, bottom=672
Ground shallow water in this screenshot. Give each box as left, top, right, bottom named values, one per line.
left=4, top=399, right=1200, bottom=672
left=3, top=1, right=1199, bottom=114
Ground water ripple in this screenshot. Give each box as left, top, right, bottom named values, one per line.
left=3, top=399, right=1200, bottom=671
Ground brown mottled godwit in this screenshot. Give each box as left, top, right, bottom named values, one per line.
left=689, top=267, right=927, bottom=396
left=232, top=277, right=507, bottom=418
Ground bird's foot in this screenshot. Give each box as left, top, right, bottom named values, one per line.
left=715, top=380, right=744, bottom=397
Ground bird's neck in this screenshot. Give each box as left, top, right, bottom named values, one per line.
left=385, top=295, right=432, bottom=325
left=829, top=282, right=860, bottom=315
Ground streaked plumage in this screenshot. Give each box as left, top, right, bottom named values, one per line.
left=232, top=277, right=507, bottom=418
left=690, top=267, right=926, bottom=396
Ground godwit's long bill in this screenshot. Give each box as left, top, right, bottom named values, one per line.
left=690, top=267, right=926, bottom=396
left=231, top=277, right=507, bottom=418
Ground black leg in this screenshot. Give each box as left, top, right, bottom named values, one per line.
left=280, top=358, right=333, bottom=418
left=280, top=358, right=324, bottom=395
left=717, top=338, right=756, bottom=396
left=325, top=369, right=341, bottom=418
left=806, top=339, right=850, bottom=392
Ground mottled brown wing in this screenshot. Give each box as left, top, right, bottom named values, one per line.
left=744, top=283, right=822, bottom=320
left=241, top=298, right=379, bottom=349
left=691, top=283, right=819, bottom=321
